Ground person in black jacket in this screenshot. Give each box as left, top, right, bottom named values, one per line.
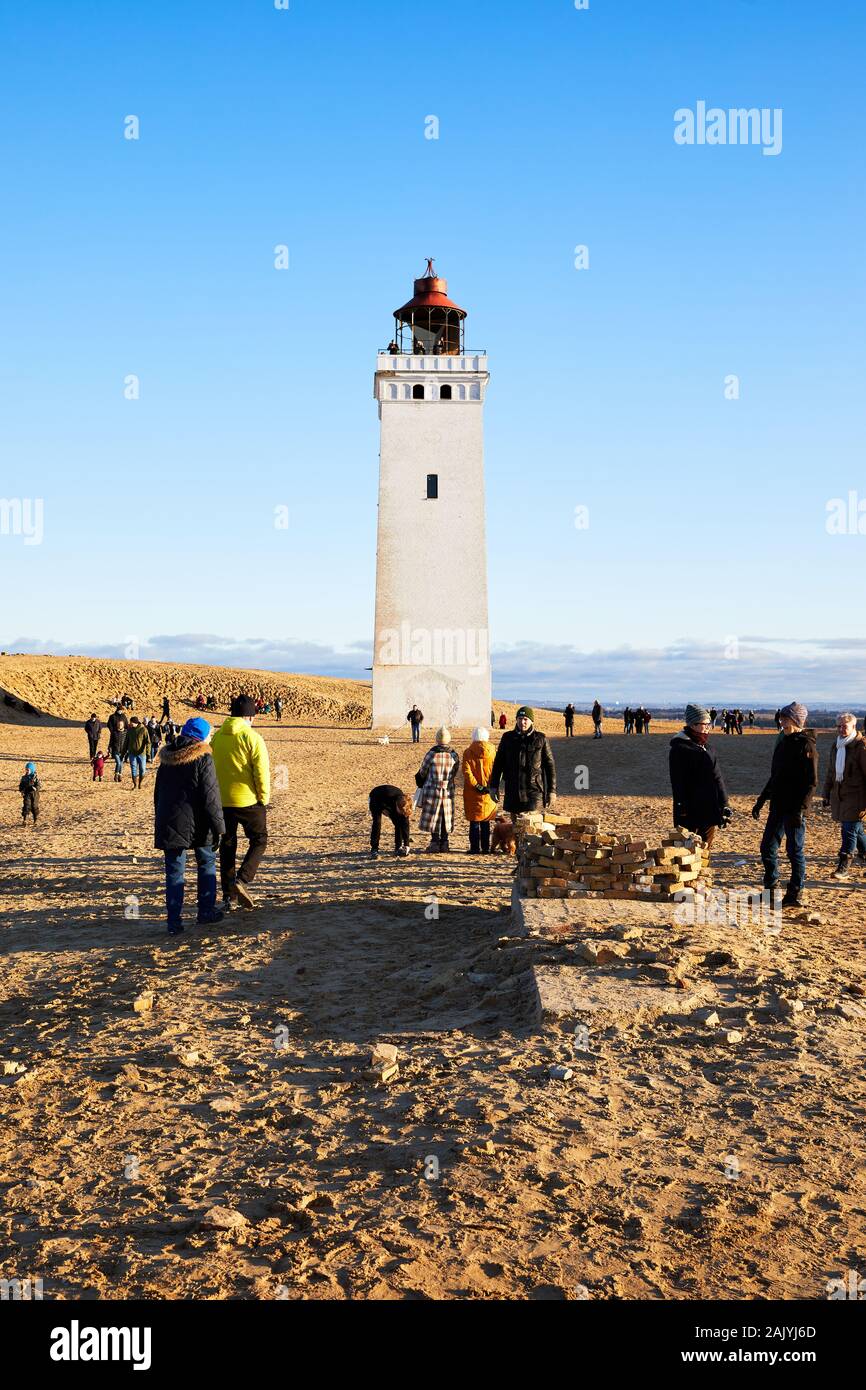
left=752, top=701, right=818, bottom=907
left=147, top=716, right=161, bottom=761
left=669, top=705, right=732, bottom=870
left=488, top=707, right=556, bottom=815
left=107, top=706, right=129, bottom=782
left=591, top=700, right=603, bottom=738
left=368, top=785, right=412, bottom=858
left=153, top=716, right=226, bottom=936
left=564, top=703, right=575, bottom=737
left=84, top=713, right=102, bottom=759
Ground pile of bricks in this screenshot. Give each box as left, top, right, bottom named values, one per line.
left=515, top=811, right=705, bottom=901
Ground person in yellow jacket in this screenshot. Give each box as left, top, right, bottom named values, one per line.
left=461, top=727, right=496, bottom=854
left=210, top=695, right=271, bottom=909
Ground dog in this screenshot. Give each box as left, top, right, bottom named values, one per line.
left=490, top=813, right=517, bottom=856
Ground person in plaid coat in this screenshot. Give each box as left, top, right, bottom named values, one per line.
left=416, top=727, right=459, bottom=852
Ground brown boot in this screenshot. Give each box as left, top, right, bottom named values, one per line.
left=234, top=880, right=256, bottom=909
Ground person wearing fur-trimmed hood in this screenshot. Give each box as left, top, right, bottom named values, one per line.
left=154, top=717, right=226, bottom=936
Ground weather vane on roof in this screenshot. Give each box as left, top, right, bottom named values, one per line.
left=424, top=257, right=436, bottom=277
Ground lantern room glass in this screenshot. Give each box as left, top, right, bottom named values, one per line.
left=393, top=306, right=464, bottom=356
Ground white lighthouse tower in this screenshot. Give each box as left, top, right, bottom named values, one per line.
left=372, top=261, right=491, bottom=730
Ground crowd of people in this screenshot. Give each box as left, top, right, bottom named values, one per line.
left=17, top=693, right=274, bottom=935
left=377, top=697, right=866, bottom=912
left=621, top=706, right=652, bottom=735
left=562, top=701, right=646, bottom=736
left=373, top=706, right=556, bottom=857
left=89, top=705, right=179, bottom=786
left=667, top=700, right=866, bottom=907
left=15, top=686, right=866, bottom=930
left=708, top=707, right=755, bottom=734
left=560, top=704, right=760, bottom=736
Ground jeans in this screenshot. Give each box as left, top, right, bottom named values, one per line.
left=410, top=723, right=421, bottom=743
left=760, top=809, right=806, bottom=892
left=129, top=753, right=147, bottom=779
left=164, top=845, right=218, bottom=927
left=220, top=803, right=268, bottom=895
left=113, top=752, right=124, bottom=775
left=840, top=820, right=866, bottom=857
left=469, top=819, right=491, bottom=853
left=593, top=723, right=602, bottom=738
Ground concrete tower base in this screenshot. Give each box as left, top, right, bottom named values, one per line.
left=371, top=661, right=492, bottom=731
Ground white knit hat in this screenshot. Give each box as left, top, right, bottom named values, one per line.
left=472, top=727, right=489, bottom=742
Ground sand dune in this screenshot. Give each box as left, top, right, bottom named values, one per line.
left=0, top=653, right=577, bottom=735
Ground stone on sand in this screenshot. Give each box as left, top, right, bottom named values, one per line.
left=694, top=1008, right=720, bottom=1029
left=201, top=1205, right=248, bottom=1231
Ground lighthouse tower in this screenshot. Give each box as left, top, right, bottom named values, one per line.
left=372, top=262, right=491, bottom=729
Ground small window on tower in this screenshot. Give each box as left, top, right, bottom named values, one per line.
left=426, top=474, right=438, bottom=500
left=412, top=384, right=425, bottom=400
left=440, top=384, right=452, bottom=400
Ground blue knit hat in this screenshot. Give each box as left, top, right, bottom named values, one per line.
left=181, top=717, right=211, bottom=742
left=25, top=761, right=36, bottom=774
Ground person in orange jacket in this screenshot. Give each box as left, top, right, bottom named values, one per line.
left=461, top=727, right=496, bottom=854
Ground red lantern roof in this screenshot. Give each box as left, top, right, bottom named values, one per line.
left=394, top=258, right=467, bottom=322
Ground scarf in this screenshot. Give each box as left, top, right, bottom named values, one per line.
left=684, top=727, right=709, bottom=747
left=836, top=732, right=856, bottom=783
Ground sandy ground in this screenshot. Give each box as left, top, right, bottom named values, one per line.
left=1, top=711, right=864, bottom=1301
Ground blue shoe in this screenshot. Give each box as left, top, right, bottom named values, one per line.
left=167, top=923, right=184, bottom=936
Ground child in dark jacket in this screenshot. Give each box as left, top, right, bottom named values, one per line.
left=19, top=762, right=40, bottom=825
left=153, top=717, right=226, bottom=936
left=91, top=751, right=106, bottom=782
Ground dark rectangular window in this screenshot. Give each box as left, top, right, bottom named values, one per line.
left=426, top=474, right=438, bottom=499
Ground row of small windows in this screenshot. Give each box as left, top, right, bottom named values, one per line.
left=386, top=382, right=481, bottom=401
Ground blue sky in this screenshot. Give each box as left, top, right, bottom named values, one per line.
left=1, top=0, right=864, bottom=702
